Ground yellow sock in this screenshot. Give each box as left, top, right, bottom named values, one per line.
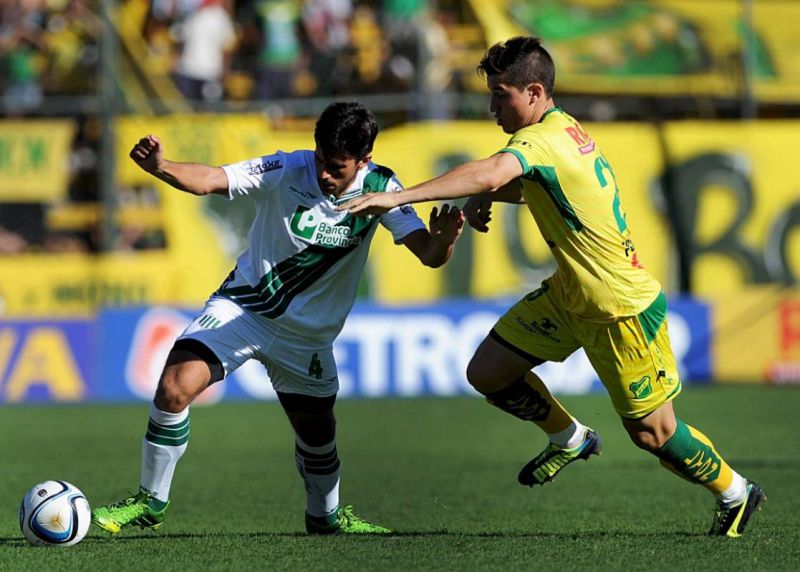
left=523, top=372, right=574, bottom=434
left=484, top=372, right=574, bottom=434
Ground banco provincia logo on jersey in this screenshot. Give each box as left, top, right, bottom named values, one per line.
left=289, top=205, right=364, bottom=247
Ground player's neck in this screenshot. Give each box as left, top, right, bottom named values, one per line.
left=534, top=99, right=556, bottom=125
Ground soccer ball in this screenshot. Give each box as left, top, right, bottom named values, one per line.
left=19, top=480, right=91, bottom=547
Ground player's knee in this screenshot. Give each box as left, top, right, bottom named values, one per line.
left=627, top=430, right=661, bottom=453
left=154, top=364, right=201, bottom=412
left=466, top=357, right=493, bottom=394
left=295, top=414, right=336, bottom=446
left=278, top=392, right=337, bottom=446
left=624, top=424, right=672, bottom=453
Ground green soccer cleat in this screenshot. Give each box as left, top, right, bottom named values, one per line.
left=708, top=481, right=766, bottom=538
left=305, top=505, right=391, bottom=535
left=91, top=491, right=169, bottom=534
left=518, top=428, right=602, bottom=486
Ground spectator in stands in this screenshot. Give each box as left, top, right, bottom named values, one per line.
left=380, top=0, right=427, bottom=90
left=0, top=0, right=47, bottom=115
left=347, top=4, right=386, bottom=91
left=42, top=230, right=88, bottom=253
left=250, top=0, right=303, bottom=100
left=172, top=0, right=237, bottom=103
left=301, top=0, right=353, bottom=96
left=419, top=8, right=455, bottom=119
left=44, top=0, right=99, bottom=96
left=0, top=225, right=28, bottom=254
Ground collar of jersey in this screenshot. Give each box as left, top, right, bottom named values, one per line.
left=328, top=187, right=364, bottom=206
left=324, top=165, right=371, bottom=206
left=540, top=106, right=562, bottom=122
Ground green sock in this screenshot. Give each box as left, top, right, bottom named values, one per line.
left=657, top=419, right=735, bottom=495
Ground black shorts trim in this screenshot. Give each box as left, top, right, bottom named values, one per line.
left=168, top=338, right=225, bottom=383
left=488, top=329, right=546, bottom=366
left=277, top=391, right=337, bottom=414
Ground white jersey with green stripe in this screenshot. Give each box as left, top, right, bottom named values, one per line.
left=219, top=150, right=425, bottom=341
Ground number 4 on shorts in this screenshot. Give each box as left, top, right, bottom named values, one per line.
left=308, top=353, right=323, bottom=379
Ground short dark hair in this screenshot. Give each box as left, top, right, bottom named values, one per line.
left=477, top=36, right=555, bottom=95
left=314, top=102, right=379, bottom=159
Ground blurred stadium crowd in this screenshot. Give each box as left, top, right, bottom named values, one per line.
left=0, top=0, right=470, bottom=112
left=0, top=0, right=98, bottom=115
left=0, top=0, right=475, bottom=255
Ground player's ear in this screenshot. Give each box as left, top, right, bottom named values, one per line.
left=528, top=83, right=543, bottom=102
left=359, top=153, right=373, bottom=167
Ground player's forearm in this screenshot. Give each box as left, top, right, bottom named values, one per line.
left=402, top=162, right=505, bottom=204
left=151, top=160, right=228, bottom=196
left=419, top=234, right=455, bottom=268
left=491, top=181, right=526, bottom=204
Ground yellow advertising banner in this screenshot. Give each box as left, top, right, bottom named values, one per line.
left=662, top=121, right=800, bottom=296
left=3, top=116, right=800, bottom=318
left=0, top=120, right=75, bottom=201
left=0, top=252, right=175, bottom=317
left=712, top=287, right=800, bottom=383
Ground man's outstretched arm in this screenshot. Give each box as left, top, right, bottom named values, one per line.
left=130, top=134, right=229, bottom=196
left=401, top=204, right=465, bottom=268
left=339, top=153, right=523, bottom=216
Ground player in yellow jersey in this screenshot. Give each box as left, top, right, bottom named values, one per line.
left=340, top=36, right=764, bottom=537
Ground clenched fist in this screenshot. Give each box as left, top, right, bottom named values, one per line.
left=129, top=134, right=164, bottom=174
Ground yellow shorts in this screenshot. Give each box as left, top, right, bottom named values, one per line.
left=492, top=285, right=681, bottom=419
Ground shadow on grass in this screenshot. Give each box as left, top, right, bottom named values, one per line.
left=0, top=529, right=707, bottom=545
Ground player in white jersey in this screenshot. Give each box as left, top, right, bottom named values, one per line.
left=92, top=102, right=465, bottom=535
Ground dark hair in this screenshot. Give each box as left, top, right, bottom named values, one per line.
left=477, top=36, right=555, bottom=95
left=314, top=102, right=379, bottom=159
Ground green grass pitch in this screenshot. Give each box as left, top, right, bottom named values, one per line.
left=1, top=385, right=798, bottom=570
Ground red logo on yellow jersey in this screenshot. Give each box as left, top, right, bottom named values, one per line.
left=564, top=120, right=596, bottom=155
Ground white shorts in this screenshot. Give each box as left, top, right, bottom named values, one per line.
left=177, top=296, right=339, bottom=397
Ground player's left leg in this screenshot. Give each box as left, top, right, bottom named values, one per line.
left=265, top=338, right=389, bottom=535
left=588, top=293, right=764, bottom=537
left=277, top=392, right=390, bottom=535
left=622, top=401, right=765, bottom=537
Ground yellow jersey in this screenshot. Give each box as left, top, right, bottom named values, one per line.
left=500, top=107, right=661, bottom=321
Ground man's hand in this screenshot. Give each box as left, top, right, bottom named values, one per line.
left=130, top=134, right=165, bottom=174
left=430, top=204, right=465, bottom=246
left=463, top=194, right=493, bottom=232
left=337, top=192, right=401, bottom=216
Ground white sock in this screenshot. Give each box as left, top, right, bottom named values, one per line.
left=548, top=419, right=589, bottom=449
left=294, top=435, right=340, bottom=518
left=140, top=404, right=190, bottom=503
left=716, top=472, right=748, bottom=507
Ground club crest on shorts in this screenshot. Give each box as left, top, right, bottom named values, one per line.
left=629, top=375, right=653, bottom=399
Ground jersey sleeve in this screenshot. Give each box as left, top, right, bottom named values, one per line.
left=221, top=151, right=288, bottom=199
left=379, top=174, right=426, bottom=243
left=499, top=129, right=551, bottom=174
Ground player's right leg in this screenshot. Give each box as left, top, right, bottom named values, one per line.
left=467, top=336, right=601, bottom=486
left=467, top=287, right=600, bottom=486
left=93, top=296, right=249, bottom=534
left=92, top=339, right=221, bottom=534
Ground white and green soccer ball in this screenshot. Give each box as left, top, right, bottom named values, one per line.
left=19, top=480, right=91, bottom=547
